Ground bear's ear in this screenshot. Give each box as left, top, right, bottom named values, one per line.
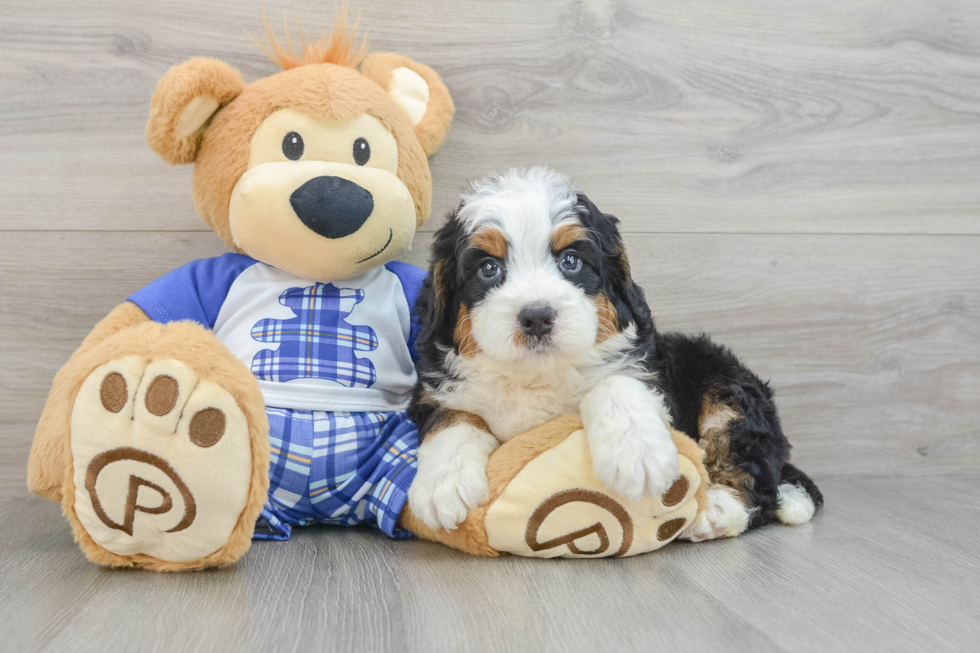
left=145, top=58, right=245, bottom=165
left=360, top=53, right=455, bottom=157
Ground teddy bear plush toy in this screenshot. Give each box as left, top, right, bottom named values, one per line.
left=26, top=19, right=706, bottom=570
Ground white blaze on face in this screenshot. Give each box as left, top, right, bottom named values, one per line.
left=459, top=168, right=599, bottom=364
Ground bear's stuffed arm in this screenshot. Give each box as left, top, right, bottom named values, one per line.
left=399, top=415, right=708, bottom=558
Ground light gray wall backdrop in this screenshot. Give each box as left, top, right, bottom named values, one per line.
left=1, top=0, right=978, bottom=494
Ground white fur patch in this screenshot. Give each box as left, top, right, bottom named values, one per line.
left=457, top=167, right=578, bottom=235
left=469, top=262, right=598, bottom=364
left=776, top=482, right=816, bottom=525
left=434, top=326, right=646, bottom=441
left=408, top=423, right=498, bottom=531
left=682, top=485, right=751, bottom=541
left=580, top=375, right=678, bottom=503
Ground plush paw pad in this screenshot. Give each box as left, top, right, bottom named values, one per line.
left=70, top=356, right=253, bottom=562
left=483, top=429, right=701, bottom=558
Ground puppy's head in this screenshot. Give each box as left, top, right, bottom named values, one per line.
left=418, top=167, right=652, bottom=370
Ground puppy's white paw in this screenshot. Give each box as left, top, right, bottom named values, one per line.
left=408, top=424, right=495, bottom=531
left=581, top=376, right=680, bottom=504
left=775, top=482, right=816, bottom=525
left=408, top=465, right=488, bottom=532
left=682, top=485, right=752, bottom=541
left=588, top=418, right=679, bottom=504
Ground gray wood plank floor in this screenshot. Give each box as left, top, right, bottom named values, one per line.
left=1, top=0, right=978, bottom=651
left=3, top=476, right=979, bottom=653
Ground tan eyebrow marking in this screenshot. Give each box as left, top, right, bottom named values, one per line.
left=469, top=228, right=508, bottom=259
left=550, top=223, right=588, bottom=252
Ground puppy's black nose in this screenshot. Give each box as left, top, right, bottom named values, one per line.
left=290, top=176, right=374, bottom=239
left=519, top=304, right=555, bottom=338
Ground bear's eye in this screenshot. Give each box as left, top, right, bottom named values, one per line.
left=353, top=137, right=370, bottom=166
left=282, top=132, right=304, bottom=160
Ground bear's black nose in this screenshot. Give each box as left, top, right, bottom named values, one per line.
left=289, top=176, right=374, bottom=239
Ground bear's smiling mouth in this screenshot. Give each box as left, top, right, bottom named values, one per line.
left=356, top=228, right=394, bottom=264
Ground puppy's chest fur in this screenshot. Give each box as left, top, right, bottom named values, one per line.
left=432, top=344, right=646, bottom=441
left=436, top=365, right=588, bottom=441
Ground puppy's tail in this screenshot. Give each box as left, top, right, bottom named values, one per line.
left=775, top=463, right=823, bottom=525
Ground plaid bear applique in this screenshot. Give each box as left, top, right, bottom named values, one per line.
left=250, top=284, right=379, bottom=388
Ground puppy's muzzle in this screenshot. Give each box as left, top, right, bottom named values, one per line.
left=290, top=175, right=375, bottom=239
left=519, top=304, right=555, bottom=339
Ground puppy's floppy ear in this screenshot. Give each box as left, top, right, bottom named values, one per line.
left=145, top=58, right=245, bottom=165
left=414, top=205, right=467, bottom=350
left=575, top=192, right=655, bottom=337
left=360, top=53, right=455, bottom=157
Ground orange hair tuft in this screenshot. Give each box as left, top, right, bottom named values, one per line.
left=249, top=7, right=369, bottom=70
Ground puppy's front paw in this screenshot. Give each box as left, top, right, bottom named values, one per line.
left=588, top=419, right=679, bottom=504
left=408, top=427, right=492, bottom=531
left=408, top=465, right=488, bottom=532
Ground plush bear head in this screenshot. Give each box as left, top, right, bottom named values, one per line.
left=145, top=19, right=454, bottom=282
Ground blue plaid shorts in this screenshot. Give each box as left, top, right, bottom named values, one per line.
left=253, top=407, right=419, bottom=540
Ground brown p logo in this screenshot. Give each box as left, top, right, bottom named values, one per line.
left=525, top=489, right=635, bottom=557
left=84, top=447, right=196, bottom=536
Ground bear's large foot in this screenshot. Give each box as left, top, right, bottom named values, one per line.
left=69, top=356, right=256, bottom=569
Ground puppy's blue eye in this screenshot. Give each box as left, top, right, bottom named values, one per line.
left=559, top=252, right=582, bottom=273
left=480, top=261, right=500, bottom=279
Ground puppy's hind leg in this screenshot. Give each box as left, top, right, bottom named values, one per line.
left=776, top=462, right=823, bottom=525
left=681, top=484, right=752, bottom=542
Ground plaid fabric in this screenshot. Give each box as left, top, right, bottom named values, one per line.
left=253, top=407, right=419, bottom=540
left=251, top=284, right=378, bottom=388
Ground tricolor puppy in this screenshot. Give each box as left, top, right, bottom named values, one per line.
left=407, top=167, right=823, bottom=539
